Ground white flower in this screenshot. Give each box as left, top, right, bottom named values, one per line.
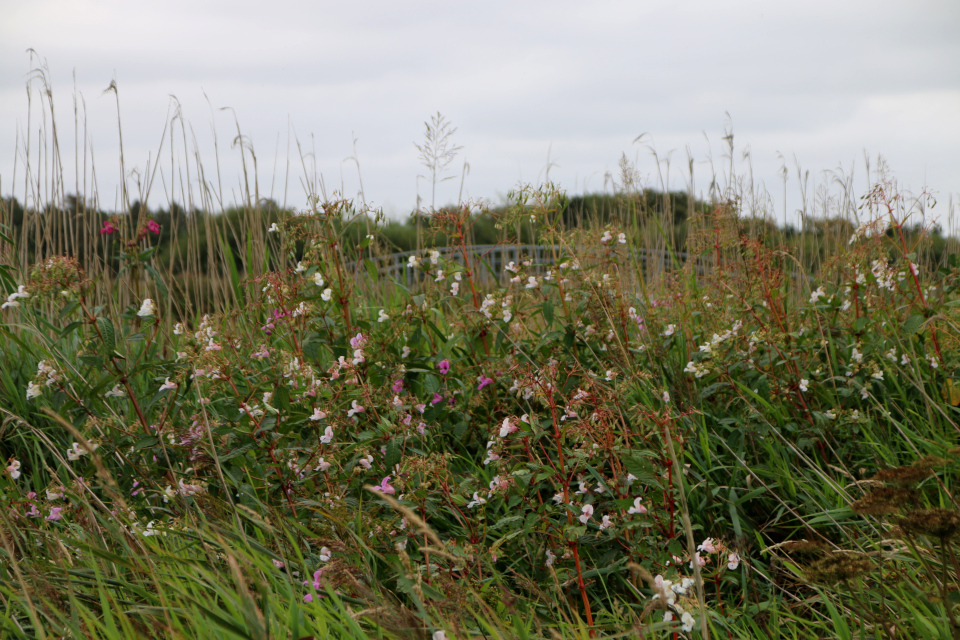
left=313, top=272, right=325, bottom=287
left=600, top=230, right=613, bottom=244
left=618, top=232, right=626, bottom=244
left=46, top=487, right=63, bottom=500
left=319, top=546, right=332, bottom=562
left=321, top=288, right=333, bottom=301
left=432, top=631, right=446, bottom=640
left=401, top=345, right=411, bottom=359
left=599, top=515, right=613, bottom=530
left=347, top=400, right=364, bottom=417
left=137, top=298, right=156, bottom=317
left=929, top=356, right=939, bottom=369
left=159, top=378, right=178, bottom=392
left=2, top=295, right=20, bottom=309
left=467, top=492, right=486, bottom=508
left=378, top=309, right=390, bottom=323
left=295, top=261, right=307, bottom=274
left=799, top=379, right=809, bottom=392
left=26, top=381, right=42, bottom=400
left=450, top=282, right=460, bottom=296
left=851, top=347, right=863, bottom=363
left=809, top=286, right=826, bottom=304
left=579, top=504, right=594, bottom=524
left=173, top=323, right=184, bottom=335
left=680, top=611, right=695, bottom=633
left=310, top=408, right=327, bottom=421
left=408, top=255, right=421, bottom=268
left=662, top=324, right=676, bottom=337
left=662, top=391, right=670, bottom=403
left=319, top=426, right=334, bottom=444
left=525, top=276, right=538, bottom=289
left=6, top=459, right=21, bottom=480
left=499, top=417, right=517, bottom=438
left=268, top=223, right=280, bottom=233
left=545, top=549, right=556, bottom=566
left=727, top=552, right=740, bottom=570
left=430, top=250, right=440, bottom=265
left=627, top=497, right=647, bottom=514
left=66, top=442, right=85, bottom=461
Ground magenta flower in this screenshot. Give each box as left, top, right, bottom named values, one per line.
left=438, top=359, right=450, bottom=375
left=47, top=507, right=63, bottom=521
left=374, top=476, right=396, bottom=495
left=392, top=379, right=404, bottom=394
left=431, top=393, right=442, bottom=405
left=477, top=375, right=493, bottom=391
left=146, top=219, right=161, bottom=234
left=100, top=220, right=117, bottom=235
left=350, top=333, right=366, bottom=348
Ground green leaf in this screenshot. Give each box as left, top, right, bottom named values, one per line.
left=384, top=439, right=401, bottom=471
left=542, top=300, right=554, bottom=327
left=364, top=258, right=379, bottom=282
left=903, top=313, right=924, bottom=335
left=97, top=317, right=116, bottom=353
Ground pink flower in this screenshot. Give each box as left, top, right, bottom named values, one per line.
left=438, top=359, right=450, bottom=375
left=347, top=401, right=364, bottom=417
left=698, top=538, right=717, bottom=554
left=100, top=220, right=117, bottom=235
left=579, top=504, right=594, bottom=524
left=392, top=379, right=404, bottom=393
left=349, top=333, right=366, bottom=349
left=477, top=375, right=493, bottom=391
left=431, top=393, right=443, bottom=405
left=374, top=476, right=396, bottom=495
left=47, top=506, right=63, bottom=521
left=146, top=219, right=161, bottom=234
left=627, top=497, right=647, bottom=515
left=727, top=553, right=741, bottom=570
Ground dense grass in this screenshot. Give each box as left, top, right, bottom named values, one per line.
left=2, top=76, right=960, bottom=638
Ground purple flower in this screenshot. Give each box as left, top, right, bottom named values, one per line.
left=392, top=379, right=404, bottom=394
left=477, top=375, right=493, bottom=391
left=374, top=476, right=396, bottom=495
left=438, top=360, right=451, bottom=375
left=431, top=393, right=443, bottom=405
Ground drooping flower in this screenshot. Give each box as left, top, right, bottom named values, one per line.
left=100, top=220, right=118, bottom=235
left=374, top=476, right=396, bottom=495
left=137, top=298, right=156, bottom=317
left=159, top=378, right=178, bottom=392
left=698, top=538, right=717, bottom=554
left=310, top=408, right=327, bottom=421
left=319, top=547, right=332, bottom=562
left=268, top=223, right=280, bottom=233
left=378, top=309, right=390, bottom=323
left=6, top=459, right=21, bottom=480
left=599, top=514, right=613, bottom=530
left=467, top=492, right=486, bottom=508
left=579, top=504, right=594, bottom=524
left=727, top=552, right=741, bottom=570
left=319, top=426, right=334, bottom=444
left=347, top=401, right=365, bottom=417
left=499, top=417, right=517, bottom=438
left=26, top=381, right=42, bottom=400
left=146, top=219, right=161, bottom=235
left=477, top=375, right=493, bottom=391
left=627, top=497, right=647, bottom=515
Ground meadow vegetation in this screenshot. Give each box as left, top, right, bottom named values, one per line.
left=1, top=75, right=960, bottom=639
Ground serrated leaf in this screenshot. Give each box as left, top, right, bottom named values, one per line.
left=903, top=313, right=925, bottom=335
left=542, top=300, right=554, bottom=327
left=97, top=317, right=116, bottom=352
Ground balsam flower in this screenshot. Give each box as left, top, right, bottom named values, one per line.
left=137, top=298, right=156, bottom=317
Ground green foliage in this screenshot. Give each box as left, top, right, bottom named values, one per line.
left=1, top=178, right=959, bottom=639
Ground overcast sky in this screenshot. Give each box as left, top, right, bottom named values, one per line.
left=2, top=0, right=959, bottom=225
